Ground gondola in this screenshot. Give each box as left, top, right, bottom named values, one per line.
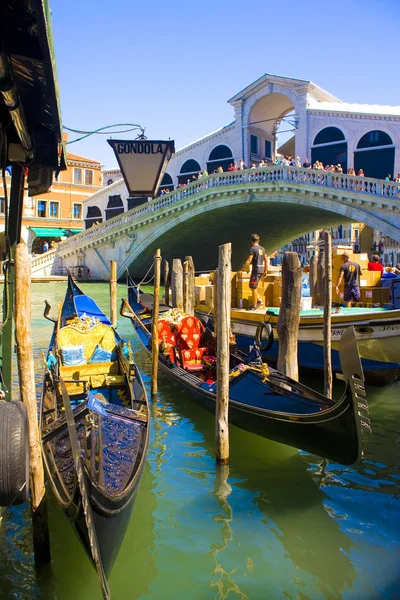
left=41, top=275, right=149, bottom=600
left=122, top=281, right=371, bottom=467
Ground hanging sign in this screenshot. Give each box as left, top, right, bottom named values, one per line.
left=107, top=139, right=175, bottom=198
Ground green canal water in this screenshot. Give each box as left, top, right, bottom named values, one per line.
left=0, top=281, right=399, bottom=600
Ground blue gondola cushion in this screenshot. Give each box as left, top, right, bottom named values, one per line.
left=88, top=344, right=117, bottom=364
left=60, top=345, right=86, bottom=366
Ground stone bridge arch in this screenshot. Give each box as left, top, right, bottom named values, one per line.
left=123, top=189, right=398, bottom=277
left=57, top=168, right=400, bottom=279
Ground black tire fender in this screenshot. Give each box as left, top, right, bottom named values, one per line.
left=0, top=400, right=29, bottom=506
left=255, top=322, right=274, bottom=351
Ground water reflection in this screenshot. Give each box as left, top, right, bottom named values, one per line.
left=163, top=387, right=358, bottom=598
left=210, top=465, right=250, bottom=600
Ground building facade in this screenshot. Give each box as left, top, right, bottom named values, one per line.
left=0, top=149, right=102, bottom=255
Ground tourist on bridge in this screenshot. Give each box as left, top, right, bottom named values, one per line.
left=42, top=240, right=49, bottom=253
left=302, top=158, right=311, bottom=169
left=240, top=233, right=268, bottom=311
left=335, top=252, right=362, bottom=307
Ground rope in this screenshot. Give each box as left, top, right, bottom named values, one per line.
left=63, top=123, right=145, bottom=145
left=126, top=260, right=155, bottom=289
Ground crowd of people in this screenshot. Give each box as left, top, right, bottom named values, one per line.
left=158, top=155, right=400, bottom=196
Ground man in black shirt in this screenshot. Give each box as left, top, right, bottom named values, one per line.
left=335, top=252, right=362, bottom=307
left=241, top=233, right=268, bottom=310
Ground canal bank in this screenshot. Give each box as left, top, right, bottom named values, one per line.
left=1, top=282, right=399, bottom=600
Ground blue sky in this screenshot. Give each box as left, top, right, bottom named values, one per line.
left=52, top=0, right=399, bottom=168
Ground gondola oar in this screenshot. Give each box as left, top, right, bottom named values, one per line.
left=59, top=378, right=111, bottom=600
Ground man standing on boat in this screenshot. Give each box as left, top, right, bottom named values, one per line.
left=335, top=252, right=362, bottom=307
left=241, top=233, right=267, bottom=310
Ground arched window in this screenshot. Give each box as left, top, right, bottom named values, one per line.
left=107, top=178, right=114, bottom=186
left=311, top=127, right=347, bottom=172
left=105, top=194, right=124, bottom=220
left=354, top=130, right=394, bottom=179
left=313, top=127, right=345, bottom=145
left=157, top=173, right=174, bottom=196
left=357, top=130, right=393, bottom=149
left=178, top=159, right=201, bottom=185
left=207, top=145, right=234, bottom=173
left=85, top=205, right=102, bottom=229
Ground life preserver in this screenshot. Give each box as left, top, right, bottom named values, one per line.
left=255, top=322, right=274, bottom=351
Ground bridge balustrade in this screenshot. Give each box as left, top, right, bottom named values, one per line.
left=57, top=166, right=400, bottom=256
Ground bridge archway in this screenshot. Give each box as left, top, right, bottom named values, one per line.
left=311, top=127, right=347, bottom=172
left=85, top=205, right=102, bottom=229
left=247, top=92, right=296, bottom=162
left=105, top=195, right=124, bottom=220
left=126, top=198, right=358, bottom=277
left=158, top=173, right=174, bottom=195
left=354, top=130, right=395, bottom=179
left=178, top=159, right=201, bottom=185
left=207, top=145, right=233, bottom=173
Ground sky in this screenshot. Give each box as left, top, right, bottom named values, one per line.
left=52, top=0, right=399, bottom=169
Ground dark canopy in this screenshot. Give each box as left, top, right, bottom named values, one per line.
left=0, top=0, right=66, bottom=193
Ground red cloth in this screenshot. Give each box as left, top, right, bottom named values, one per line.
left=157, top=319, right=177, bottom=362
left=367, top=262, right=384, bottom=273
left=174, top=316, right=207, bottom=368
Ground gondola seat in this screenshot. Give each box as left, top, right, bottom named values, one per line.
left=57, top=323, right=123, bottom=395
left=173, top=316, right=207, bottom=371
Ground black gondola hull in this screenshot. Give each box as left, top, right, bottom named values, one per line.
left=41, top=276, right=150, bottom=583
left=125, top=282, right=368, bottom=467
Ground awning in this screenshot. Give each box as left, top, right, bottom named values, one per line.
left=0, top=0, right=67, bottom=175
left=31, top=227, right=67, bottom=237
left=69, top=228, right=83, bottom=235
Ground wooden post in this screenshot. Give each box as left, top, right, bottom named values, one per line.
left=170, top=259, right=183, bottom=310
left=216, top=243, right=231, bottom=465
left=323, top=230, right=333, bottom=398
left=317, top=240, right=326, bottom=307
left=277, top=251, right=302, bottom=381
left=14, top=242, right=50, bottom=563
left=183, top=256, right=195, bottom=316
left=213, top=270, right=218, bottom=335
left=309, top=254, right=318, bottom=307
left=151, top=249, right=161, bottom=396
left=163, top=259, right=170, bottom=305
left=110, top=260, right=117, bottom=327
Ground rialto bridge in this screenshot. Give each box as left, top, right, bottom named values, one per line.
left=56, top=166, right=400, bottom=279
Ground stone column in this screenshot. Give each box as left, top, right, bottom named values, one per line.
left=233, top=101, right=244, bottom=164
left=294, top=91, right=309, bottom=163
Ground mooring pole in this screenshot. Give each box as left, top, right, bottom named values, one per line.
left=277, top=251, right=302, bottom=381
left=151, top=249, right=161, bottom=396
left=309, top=254, right=318, bottom=307
left=216, top=243, right=231, bottom=464
left=183, top=256, right=195, bottom=316
left=323, top=230, right=333, bottom=398
left=317, top=238, right=326, bottom=307
left=171, top=259, right=183, bottom=310
left=15, top=242, right=50, bottom=563
left=163, top=259, right=170, bottom=305
left=110, top=261, right=117, bottom=327
left=213, top=270, right=219, bottom=335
